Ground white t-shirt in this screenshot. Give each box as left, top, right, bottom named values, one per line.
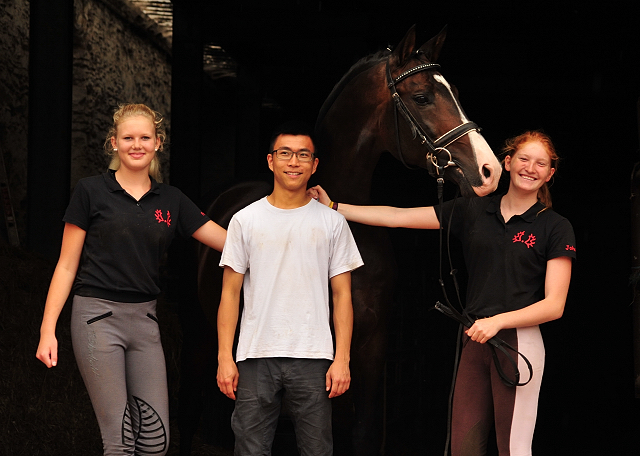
left=220, top=197, right=364, bottom=362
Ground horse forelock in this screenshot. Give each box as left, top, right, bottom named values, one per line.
left=315, top=49, right=390, bottom=131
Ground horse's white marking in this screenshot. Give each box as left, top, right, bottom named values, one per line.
left=433, top=74, right=501, bottom=195
left=433, top=74, right=468, bottom=123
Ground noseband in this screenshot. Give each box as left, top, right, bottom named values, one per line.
left=385, top=58, right=480, bottom=176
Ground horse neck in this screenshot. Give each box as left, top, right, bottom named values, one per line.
left=317, top=139, right=382, bottom=204
left=316, top=64, right=387, bottom=204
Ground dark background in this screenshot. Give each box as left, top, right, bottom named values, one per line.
left=167, top=1, right=640, bottom=454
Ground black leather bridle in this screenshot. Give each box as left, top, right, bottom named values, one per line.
left=386, top=56, right=532, bottom=387
left=385, top=57, right=481, bottom=177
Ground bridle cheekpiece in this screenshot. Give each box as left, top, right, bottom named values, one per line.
left=385, top=58, right=481, bottom=177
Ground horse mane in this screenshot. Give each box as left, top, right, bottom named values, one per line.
left=315, top=48, right=391, bottom=130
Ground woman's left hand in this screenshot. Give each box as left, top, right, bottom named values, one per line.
left=465, top=316, right=502, bottom=344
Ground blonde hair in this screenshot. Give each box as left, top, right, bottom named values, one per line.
left=502, top=130, right=559, bottom=208
left=104, top=103, right=166, bottom=182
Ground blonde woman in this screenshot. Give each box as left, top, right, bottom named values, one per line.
left=36, top=104, right=226, bottom=455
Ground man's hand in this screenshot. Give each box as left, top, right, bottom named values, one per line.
left=325, top=359, right=350, bottom=398
left=217, top=358, right=239, bottom=400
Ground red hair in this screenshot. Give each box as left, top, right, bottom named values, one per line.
left=502, top=131, right=558, bottom=208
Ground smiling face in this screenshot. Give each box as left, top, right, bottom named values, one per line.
left=110, top=115, right=160, bottom=174
left=267, top=134, right=318, bottom=194
left=504, top=140, right=555, bottom=194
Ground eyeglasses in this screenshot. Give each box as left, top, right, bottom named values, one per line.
left=272, top=148, right=315, bottom=163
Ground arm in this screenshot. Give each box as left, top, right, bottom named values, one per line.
left=308, top=185, right=439, bottom=229
left=216, top=266, right=244, bottom=399
left=466, top=256, right=573, bottom=343
left=35, top=223, right=86, bottom=367
left=326, top=271, right=354, bottom=398
left=192, top=220, right=227, bottom=252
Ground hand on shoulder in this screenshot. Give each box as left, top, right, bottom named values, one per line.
left=307, top=185, right=331, bottom=206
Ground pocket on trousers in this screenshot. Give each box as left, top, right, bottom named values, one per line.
left=146, top=313, right=159, bottom=323
left=86, top=311, right=113, bottom=325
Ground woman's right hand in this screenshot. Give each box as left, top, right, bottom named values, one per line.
left=36, top=334, right=58, bottom=368
left=307, top=185, right=331, bottom=206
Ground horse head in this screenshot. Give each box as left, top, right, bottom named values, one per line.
left=384, top=25, right=501, bottom=197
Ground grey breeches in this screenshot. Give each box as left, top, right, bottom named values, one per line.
left=71, top=296, right=169, bottom=456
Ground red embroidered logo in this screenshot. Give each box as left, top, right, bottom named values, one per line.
left=566, top=245, right=576, bottom=252
left=155, top=209, right=171, bottom=226
left=513, top=231, right=536, bottom=248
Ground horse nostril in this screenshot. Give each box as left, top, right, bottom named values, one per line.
left=483, top=165, right=491, bottom=179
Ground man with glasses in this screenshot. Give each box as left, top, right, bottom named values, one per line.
left=216, top=121, right=363, bottom=455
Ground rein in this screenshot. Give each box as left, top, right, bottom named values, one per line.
left=385, top=58, right=480, bottom=175
left=432, top=176, right=534, bottom=388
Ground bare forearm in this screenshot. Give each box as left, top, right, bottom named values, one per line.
left=193, top=220, right=227, bottom=252
left=40, top=267, right=76, bottom=335
left=493, top=297, right=565, bottom=329
left=217, top=297, right=239, bottom=361
left=338, top=203, right=439, bottom=229
left=331, top=295, right=353, bottom=363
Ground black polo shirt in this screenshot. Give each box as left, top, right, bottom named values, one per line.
left=64, top=170, right=210, bottom=302
left=437, top=194, right=576, bottom=317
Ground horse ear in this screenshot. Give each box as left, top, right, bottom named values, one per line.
left=391, top=24, right=417, bottom=65
left=418, top=25, right=447, bottom=63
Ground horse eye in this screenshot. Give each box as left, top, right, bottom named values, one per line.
left=413, top=94, right=432, bottom=106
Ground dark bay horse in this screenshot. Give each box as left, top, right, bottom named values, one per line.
left=179, top=25, right=501, bottom=455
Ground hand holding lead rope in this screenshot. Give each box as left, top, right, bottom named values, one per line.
left=434, top=301, right=533, bottom=387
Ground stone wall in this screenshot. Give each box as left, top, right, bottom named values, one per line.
left=0, top=0, right=30, bottom=245
left=71, top=0, right=172, bottom=186
left=0, top=0, right=172, bottom=245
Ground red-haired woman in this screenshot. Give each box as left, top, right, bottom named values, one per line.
left=309, top=131, right=575, bottom=456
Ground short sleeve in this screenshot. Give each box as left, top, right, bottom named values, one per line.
left=219, top=214, right=249, bottom=274
left=546, top=216, right=577, bottom=261
left=62, top=180, right=91, bottom=230
left=176, top=190, right=211, bottom=237
left=328, top=216, right=364, bottom=278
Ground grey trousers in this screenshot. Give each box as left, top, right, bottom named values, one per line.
left=233, top=358, right=333, bottom=456
left=71, top=296, right=169, bottom=456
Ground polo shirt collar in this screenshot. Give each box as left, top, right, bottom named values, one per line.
left=486, top=193, right=546, bottom=223
left=104, top=169, right=161, bottom=194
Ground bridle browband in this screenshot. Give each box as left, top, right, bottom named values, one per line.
left=385, top=58, right=481, bottom=176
